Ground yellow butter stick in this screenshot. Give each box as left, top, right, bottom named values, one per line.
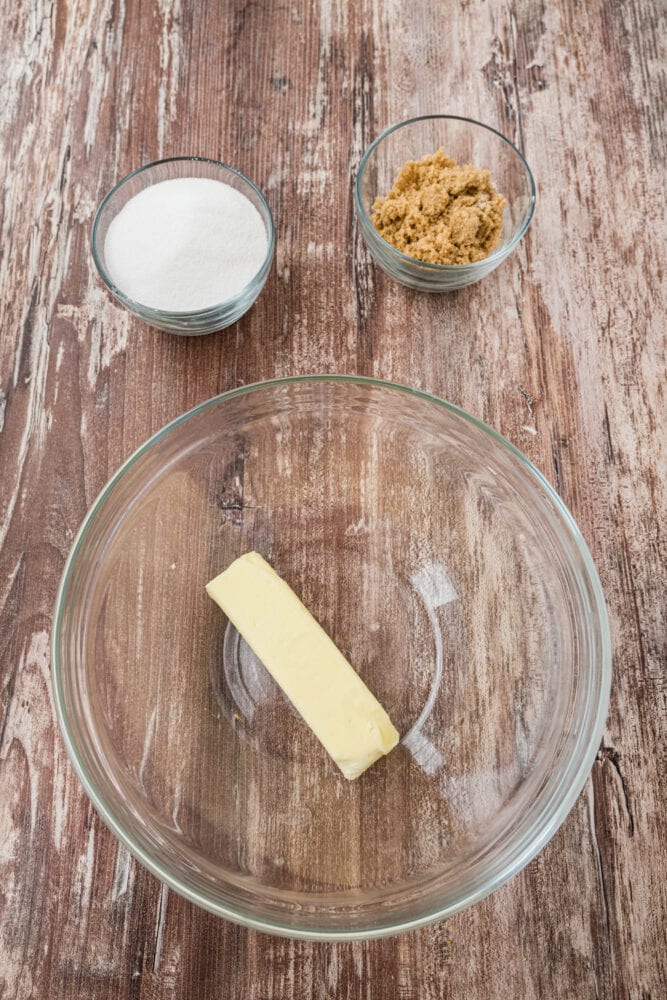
left=206, top=552, right=399, bottom=779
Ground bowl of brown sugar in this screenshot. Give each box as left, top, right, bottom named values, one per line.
left=355, top=115, right=535, bottom=291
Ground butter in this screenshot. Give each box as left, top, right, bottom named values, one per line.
left=206, top=552, right=399, bottom=779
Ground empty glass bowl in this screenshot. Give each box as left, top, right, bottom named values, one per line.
left=355, top=115, right=536, bottom=291
left=91, top=157, right=275, bottom=335
left=52, top=377, right=609, bottom=940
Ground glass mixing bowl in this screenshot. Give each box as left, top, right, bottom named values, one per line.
left=52, top=377, right=610, bottom=940
left=91, top=157, right=275, bottom=335
left=355, top=115, right=536, bottom=291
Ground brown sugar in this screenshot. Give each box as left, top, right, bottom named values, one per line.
left=372, top=148, right=506, bottom=265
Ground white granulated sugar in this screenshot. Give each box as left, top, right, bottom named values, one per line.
left=104, top=177, right=268, bottom=312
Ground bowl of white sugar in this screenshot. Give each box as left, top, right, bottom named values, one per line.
left=92, top=157, right=274, bottom=335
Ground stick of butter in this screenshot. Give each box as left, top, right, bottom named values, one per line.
left=206, top=552, right=399, bottom=779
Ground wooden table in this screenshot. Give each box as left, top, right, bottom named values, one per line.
left=1, top=1, right=664, bottom=996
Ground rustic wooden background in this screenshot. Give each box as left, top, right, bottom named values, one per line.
left=0, top=0, right=665, bottom=996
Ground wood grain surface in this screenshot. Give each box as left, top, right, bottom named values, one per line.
left=0, top=0, right=665, bottom=997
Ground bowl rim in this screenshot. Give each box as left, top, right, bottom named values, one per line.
left=51, top=374, right=610, bottom=941
left=355, top=114, right=537, bottom=272
left=90, top=156, right=276, bottom=319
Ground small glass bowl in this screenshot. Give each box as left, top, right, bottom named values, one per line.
left=355, top=115, right=536, bottom=292
left=91, top=157, right=275, bottom=335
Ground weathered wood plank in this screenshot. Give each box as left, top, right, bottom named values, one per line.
left=0, top=0, right=664, bottom=997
